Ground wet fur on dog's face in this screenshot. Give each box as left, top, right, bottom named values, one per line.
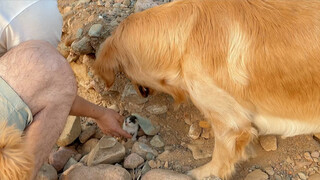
left=94, top=0, right=320, bottom=179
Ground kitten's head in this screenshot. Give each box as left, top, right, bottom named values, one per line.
left=125, top=115, right=138, bottom=127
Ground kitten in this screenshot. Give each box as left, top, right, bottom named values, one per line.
left=123, top=115, right=139, bottom=141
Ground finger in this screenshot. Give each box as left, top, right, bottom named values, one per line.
left=117, top=128, right=132, bottom=138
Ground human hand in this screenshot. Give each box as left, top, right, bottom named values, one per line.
left=95, top=108, right=132, bottom=138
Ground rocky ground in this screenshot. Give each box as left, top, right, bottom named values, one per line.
left=36, top=0, right=320, bottom=179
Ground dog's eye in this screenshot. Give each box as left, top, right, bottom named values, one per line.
left=138, top=85, right=150, bottom=98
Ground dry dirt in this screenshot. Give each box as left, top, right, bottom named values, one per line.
left=57, top=0, right=320, bottom=179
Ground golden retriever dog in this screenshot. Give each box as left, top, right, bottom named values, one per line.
left=0, top=122, right=33, bottom=180
left=93, top=0, right=320, bottom=179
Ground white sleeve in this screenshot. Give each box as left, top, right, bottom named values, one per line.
left=1, top=0, right=62, bottom=52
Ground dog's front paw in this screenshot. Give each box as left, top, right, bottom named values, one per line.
left=187, top=162, right=219, bottom=180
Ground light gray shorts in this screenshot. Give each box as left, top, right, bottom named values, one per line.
left=0, top=77, right=33, bottom=131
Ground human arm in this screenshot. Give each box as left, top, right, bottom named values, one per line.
left=70, top=95, right=131, bottom=138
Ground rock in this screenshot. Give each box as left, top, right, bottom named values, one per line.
left=311, top=151, right=319, bottom=158
left=60, top=163, right=131, bottom=180
left=35, top=163, right=58, bottom=180
left=201, top=177, right=221, bottom=180
left=259, top=135, right=277, bottom=151
left=88, top=24, right=103, bottom=37
left=148, top=160, right=161, bottom=168
left=57, top=116, right=81, bottom=147
left=132, top=142, right=158, bottom=159
left=81, top=138, right=99, bottom=155
left=121, top=83, right=138, bottom=100
left=49, top=147, right=77, bottom=172
left=244, top=169, right=268, bottom=180
left=146, top=105, right=168, bottom=115
left=297, top=172, right=307, bottom=180
left=123, top=153, right=145, bottom=169
left=123, top=0, right=131, bottom=6
left=108, top=104, right=120, bottom=113
left=264, top=166, right=274, bottom=176
left=71, top=37, right=94, bottom=54
left=142, top=169, right=193, bottom=180
left=134, top=0, right=160, bottom=13
left=133, top=114, right=160, bottom=135
left=75, top=28, right=83, bottom=39
left=309, top=173, right=320, bottom=180
left=87, top=136, right=126, bottom=166
left=79, top=126, right=96, bottom=143
left=146, top=152, right=156, bottom=160
left=188, top=122, right=202, bottom=140
left=63, top=157, right=78, bottom=172
left=304, top=152, right=313, bottom=161
left=201, top=128, right=211, bottom=139
left=187, top=143, right=212, bottom=160
left=142, top=162, right=151, bottom=174
left=150, top=135, right=165, bottom=148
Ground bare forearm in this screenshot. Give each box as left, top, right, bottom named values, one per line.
left=69, top=95, right=105, bottom=119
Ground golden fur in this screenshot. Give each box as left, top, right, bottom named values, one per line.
left=93, top=0, right=320, bottom=179
left=0, top=122, right=33, bottom=180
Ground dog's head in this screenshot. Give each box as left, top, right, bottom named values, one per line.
left=93, top=5, right=189, bottom=103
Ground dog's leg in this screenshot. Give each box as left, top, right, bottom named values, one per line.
left=188, top=117, right=256, bottom=179
left=184, top=77, right=256, bottom=179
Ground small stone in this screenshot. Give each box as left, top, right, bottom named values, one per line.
left=108, top=104, right=120, bottom=113
left=63, top=157, right=78, bottom=172
left=259, top=135, right=277, bottom=151
left=133, top=114, right=160, bottom=135
left=142, top=169, right=193, bottom=180
left=35, top=163, right=58, bottom=180
left=134, top=0, right=160, bottom=13
left=132, top=142, right=158, bottom=159
left=264, top=166, right=274, bottom=176
left=99, top=136, right=117, bottom=149
left=309, top=173, right=320, bottom=180
left=123, top=0, right=131, bottom=6
left=150, top=135, right=165, bottom=148
left=164, top=161, right=169, bottom=169
left=87, top=136, right=126, bottom=166
left=244, top=169, right=269, bottom=180
left=88, top=24, right=103, bottom=37
left=187, top=143, right=212, bottom=160
left=71, top=37, right=94, bottom=55
left=57, top=116, right=81, bottom=147
left=201, top=128, right=211, bottom=139
left=79, top=126, right=96, bottom=143
left=142, top=162, right=151, bottom=174
left=73, top=154, right=82, bottom=161
left=298, top=172, right=307, bottom=180
left=146, top=105, right=168, bottom=115
left=304, top=152, right=313, bottom=161
left=311, top=151, right=319, bottom=158
left=61, top=163, right=131, bottom=180
left=49, top=147, right=77, bottom=172
left=123, top=153, right=145, bottom=169
left=188, top=122, right=202, bottom=140
left=81, top=138, right=99, bottom=155
left=146, top=152, right=155, bottom=160
left=75, top=28, right=83, bottom=39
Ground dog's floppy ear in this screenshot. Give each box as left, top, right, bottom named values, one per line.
left=93, top=38, right=119, bottom=89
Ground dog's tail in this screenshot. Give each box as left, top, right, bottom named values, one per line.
left=0, top=122, right=34, bottom=180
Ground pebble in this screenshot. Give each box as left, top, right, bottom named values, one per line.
left=87, top=136, right=126, bottom=166
left=298, top=172, right=307, bottom=180
left=142, top=162, right=152, bottom=174
left=61, top=163, right=131, bottom=180
left=133, top=114, right=160, bottom=135
left=132, top=142, right=158, bottom=159
left=304, top=152, right=313, bottom=161
left=311, top=151, right=320, bottom=158
left=187, top=143, right=212, bottom=160
left=134, top=0, right=160, bottom=13
left=49, top=147, right=77, bottom=172
left=71, top=36, right=94, bottom=54
left=309, top=173, right=320, bottom=180
left=79, top=126, right=96, bottom=143
left=75, top=28, right=83, bottom=39
left=188, top=122, right=202, bottom=140
left=63, top=157, right=78, bottom=172
left=80, top=138, right=99, bottom=155
left=150, top=135, right=165, bottom=148
left=259, top=135, right=277, bottom=151
left=244, top=169, right=269, bottom=180
left=264, top=166, right=275, bottom=176
left=146, top=105, right=168, bottom=115
left=88, top=24, right=103, bottom=37
left=141, top=169, right=193, bottom=180
left=57, top=116, right=81, bottom=147
left=123, top=153, right=145, bottom=169
left=36, top=163, right=58, bottom=180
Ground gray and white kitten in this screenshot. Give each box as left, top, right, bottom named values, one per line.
left=123, top=115, right=139, bottom=141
